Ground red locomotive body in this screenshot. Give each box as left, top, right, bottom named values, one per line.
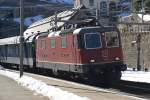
left=36, top=26, right=126, bottom=83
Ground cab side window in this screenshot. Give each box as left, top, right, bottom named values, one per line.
left=50, top=38, right=56, bottom=48
left=61, top=37, right=67, bottom=48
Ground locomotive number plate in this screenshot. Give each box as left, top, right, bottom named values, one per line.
left=101, top=49, right=108, bottom=60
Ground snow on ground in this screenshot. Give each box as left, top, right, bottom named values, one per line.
left=121, top=68, right=150, bottom=83
left=14, top=15, right=43, bottom=26
left=138, top=14, right=150, bottom=22
left=0, top=66, right=89, bottom=100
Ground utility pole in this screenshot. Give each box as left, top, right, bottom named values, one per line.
left=54, top=11, right=58, bottom=30
left=137, top=34, right=141, bottom=71
left=20, top=0, right=24, bottom=77
left=136, top=0, right=144, bottom=71
left=96, top=8, right=99, bottom=25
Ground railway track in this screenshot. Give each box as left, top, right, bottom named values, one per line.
left=2, top=67, right=150, bottom=100
left=112, top=80, right=150, bottom=99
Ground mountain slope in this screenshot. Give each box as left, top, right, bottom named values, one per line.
left=40, top=0, right=73, bottom=5
left=0, top=0, right=73, bottom=6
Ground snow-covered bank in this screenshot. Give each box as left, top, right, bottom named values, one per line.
left=121, top=69, right=150, bottom=83
left=0, top=67, right=89, bottom=100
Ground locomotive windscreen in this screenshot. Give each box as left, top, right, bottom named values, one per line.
left=105, top=31, right=119, bottom=47
left=74, top=26, right=120, bottom=49
left=84, top=33, right=102, bottom=49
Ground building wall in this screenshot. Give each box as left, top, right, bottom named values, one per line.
left=73, top=0, right=150, bottom=70
left=74, top=0, right=119, bottom=9
left=120, top=27, right=150, bottom=70
left=117, top=14, right=150, bottom=70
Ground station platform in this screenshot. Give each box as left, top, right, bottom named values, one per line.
left=0, top=74, right=49, bottom=100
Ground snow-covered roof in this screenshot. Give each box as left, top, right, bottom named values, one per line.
left=138, top=14, right=150, bottom=22
left=24, top=9, right=77, bottom=40
left=29, top=10, right=74, bottom=28
left=0, top=36, right=20, bottom=45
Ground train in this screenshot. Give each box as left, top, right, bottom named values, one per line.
left=0, top=8, right=126, bottom=84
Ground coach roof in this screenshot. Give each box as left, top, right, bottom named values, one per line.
left=0, top=36, right=20, bottom=45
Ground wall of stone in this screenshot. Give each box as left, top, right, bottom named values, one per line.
left=121, top=31, right=150, bottom=70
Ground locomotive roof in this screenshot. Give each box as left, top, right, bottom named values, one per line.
left=45, top=26, right=118, bottom=38
left=73, top=26, right=118, bottom=34
left=0, top=36, right=20, bottom=45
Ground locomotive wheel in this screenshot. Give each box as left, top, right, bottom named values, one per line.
left=102, top=68, right=114, bottom=86
left=103, top=68, right=122, bottom=86
left=86, top=73, right=99, bottom=85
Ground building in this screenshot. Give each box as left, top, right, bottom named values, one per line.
left=74, top=0, right=120, bottom=25
left=74, top=0, right=119, bottom=14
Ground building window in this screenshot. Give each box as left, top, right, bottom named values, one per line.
left=75, top=0, right=83, bottom=7
left=61, top=37, right=67, bottom=48
left=100, top=1, right=107, bottom=17
left=89, top=0, right=94, bottom=6
left=109, top=2, right=116, bottom=11
left=50, top=38, right=56, bottom=48
left=109, top=1, right=116, bottom=16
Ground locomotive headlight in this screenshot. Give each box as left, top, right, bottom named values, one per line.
left=90, top=59, right=95, bottom=63
left=115, top=57, right=120, bottom=61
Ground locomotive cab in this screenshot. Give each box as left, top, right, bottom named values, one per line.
left=73, top=26, right=126, bottom=83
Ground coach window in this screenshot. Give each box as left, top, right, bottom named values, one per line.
left=89, top=0, right=94, bottom=6
left=61, top=37, right=67, bottom=48
left=50, top=38, right=56, bottom=48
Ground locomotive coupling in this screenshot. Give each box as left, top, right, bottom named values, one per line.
left=121, top=64, right=127, bottom=71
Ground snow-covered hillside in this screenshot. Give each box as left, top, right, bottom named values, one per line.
left=40, top=0, right=73, bottom=5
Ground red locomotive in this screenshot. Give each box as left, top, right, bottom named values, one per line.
left=36, top=26, right=126, bottom=83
